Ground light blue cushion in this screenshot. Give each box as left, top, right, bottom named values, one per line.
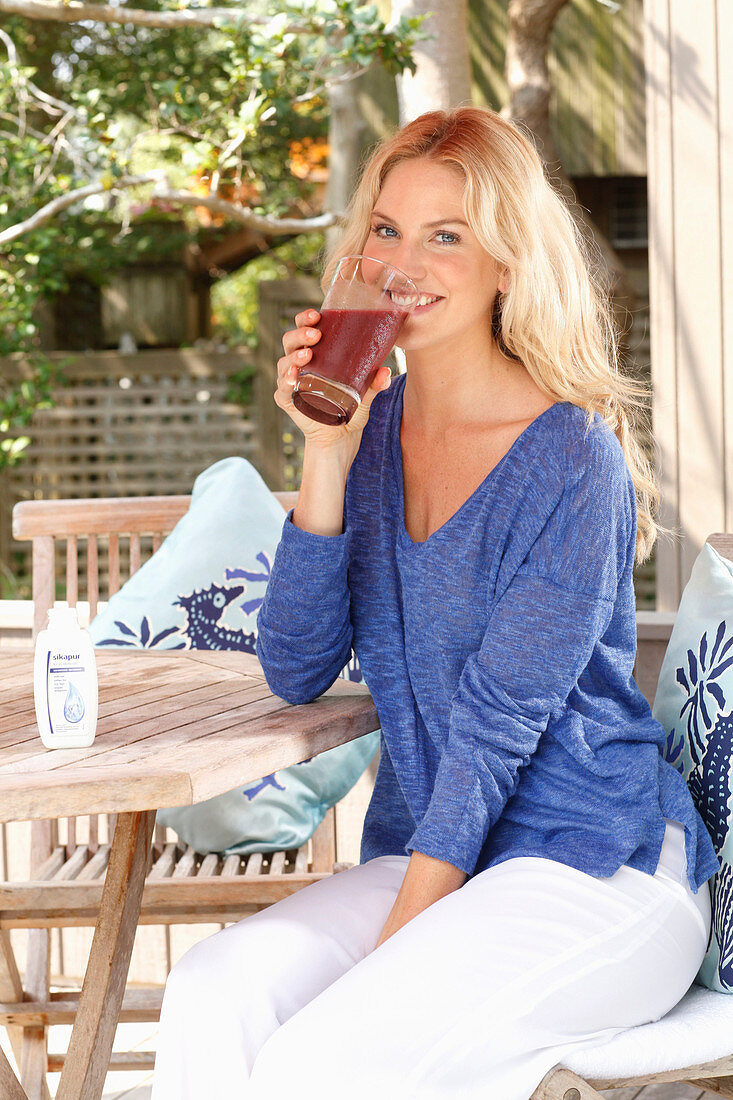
left=654, top=542, right=733, bottom=991
left=88, top=456, right=379, bottom=855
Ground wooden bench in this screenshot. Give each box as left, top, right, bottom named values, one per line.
left=2, top=492, right=355, bottom=1098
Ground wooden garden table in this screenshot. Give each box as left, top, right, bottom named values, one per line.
left=0, top=648, right=378, bottom=1100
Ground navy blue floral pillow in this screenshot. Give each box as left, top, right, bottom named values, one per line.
left=654, top=542, right=733, bottom=991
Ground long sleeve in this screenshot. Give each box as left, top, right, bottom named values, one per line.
left=407, top=449, right=634, bottom=875
left=256, top=511, right=353, bottom=704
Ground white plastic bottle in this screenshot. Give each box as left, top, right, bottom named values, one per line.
left=34, top=606, right=99, bottom=749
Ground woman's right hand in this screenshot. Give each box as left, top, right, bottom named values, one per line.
left=276, top=308, right=392, bottom=459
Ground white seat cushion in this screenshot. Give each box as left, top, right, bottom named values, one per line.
left=563, top=984, right=733, bottom=1078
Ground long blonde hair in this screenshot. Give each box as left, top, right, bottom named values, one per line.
left=324, top=106, right=660, bottom=566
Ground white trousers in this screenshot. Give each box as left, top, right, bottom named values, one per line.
left=152, top=819, right=710, bottom=1100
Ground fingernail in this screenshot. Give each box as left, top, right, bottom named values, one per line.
left=306, top=328, right=318, bottom=339
left=297, top=348, right=309, bottom=360
left=309, top=310, right=319, bottom=320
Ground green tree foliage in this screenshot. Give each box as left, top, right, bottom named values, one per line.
left=0, top=1, right=422, bottom=467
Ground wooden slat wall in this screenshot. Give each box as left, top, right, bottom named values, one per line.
left=644, top=0, right=732, bottom=610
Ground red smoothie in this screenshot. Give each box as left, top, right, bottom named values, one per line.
left=293, top=307, right=408, bottom=424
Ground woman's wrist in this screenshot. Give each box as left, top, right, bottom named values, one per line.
left=402, top=850, right=468, bottom=900
left=375, top=852, right=467, bottom=949
left=292, top=440, right=354, bottom=537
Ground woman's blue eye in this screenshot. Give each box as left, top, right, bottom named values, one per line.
left=369, top=225, right=459, bottom=244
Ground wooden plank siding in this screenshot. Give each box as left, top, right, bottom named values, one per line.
left=721, top=1, right=733, bottom=549
left=644, top=0, right=732, bottom=610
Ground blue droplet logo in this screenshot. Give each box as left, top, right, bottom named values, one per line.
left=63, top=681, right=85, bottom=724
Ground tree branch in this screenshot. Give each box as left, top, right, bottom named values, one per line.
left=0, top=172, right=338, bottom=246
left=0, top=0, right=311, bottom=32
left=152, top=187, right=339, bottom=233
left=0, top=176, right=153, bottom=245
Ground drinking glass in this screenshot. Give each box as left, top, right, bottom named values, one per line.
left=291, top=255, right=419, bottom=426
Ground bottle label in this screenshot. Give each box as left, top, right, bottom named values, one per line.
left=46, top=652, right=89, bottom=735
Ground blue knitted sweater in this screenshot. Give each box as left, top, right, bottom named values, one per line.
left=257, top=375, right=719, bottom=894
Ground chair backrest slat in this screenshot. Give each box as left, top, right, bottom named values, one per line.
left=108, top=535, right=120, bottom=596
left=32, top=536, right=55, bottom=638
left=66, top=537, right=78, bottom=606
left=87, top=536, right=99, bottom=620
left=129, top=533, right=141, bottom=576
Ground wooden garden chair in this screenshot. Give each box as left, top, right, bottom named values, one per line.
left=1, top=491, right=351, bottom=1098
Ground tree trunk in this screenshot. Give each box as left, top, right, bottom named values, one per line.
left=390, top=0, right=472, bottom=123
left=505, top=0, right=635, bottom=307
left=504, top=0, right=568, bottom=167
left=325, top=78, right=366, bottom=250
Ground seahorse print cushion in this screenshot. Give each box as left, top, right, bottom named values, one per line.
left=654, top=541, right=733, bottom=991
left=87, top=456, right=379, bottom=855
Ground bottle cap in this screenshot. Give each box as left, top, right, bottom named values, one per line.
left=47, top=605, right=81, bottom=629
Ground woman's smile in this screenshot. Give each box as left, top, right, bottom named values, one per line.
left=412, top=294, right=444, bottom=315
left=388, top=289, right=445, bottom=313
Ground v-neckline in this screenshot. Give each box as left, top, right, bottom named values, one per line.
left=391, top=377, right=567, bottom=548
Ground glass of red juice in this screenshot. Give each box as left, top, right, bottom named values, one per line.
left=292, top=255, right=419, bottom=426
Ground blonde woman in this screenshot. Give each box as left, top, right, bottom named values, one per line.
left=152, top=107, right=716, bottom=1100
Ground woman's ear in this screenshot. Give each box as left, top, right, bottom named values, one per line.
left=497, top=267, right=510, bottom=296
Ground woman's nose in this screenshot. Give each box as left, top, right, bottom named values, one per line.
left=389, top=240, right=427, bottom=283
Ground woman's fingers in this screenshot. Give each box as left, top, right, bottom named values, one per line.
left=282, top=311, right=322, bottom=357
left=294, top=308, right=321, bottom=329
left=277, top=309, right=322, bottom=411
left=345, top=367, right=392, bottom=433
left=366, top=365, right=393, bottom=401
left=276, top=349, right=309, bottom=384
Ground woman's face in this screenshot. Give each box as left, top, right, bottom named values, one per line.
left=366, top=157, right=505, bottom=355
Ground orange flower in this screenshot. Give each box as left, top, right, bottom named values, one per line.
left=288, top=137, right=329, bottom=182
